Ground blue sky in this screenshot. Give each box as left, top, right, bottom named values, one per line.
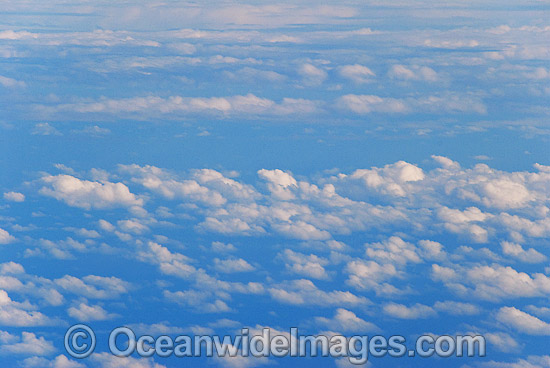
left=1, top=1, right=550, bottom=367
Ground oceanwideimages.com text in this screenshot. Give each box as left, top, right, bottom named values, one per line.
left=65, top=324, right=486, bottom=364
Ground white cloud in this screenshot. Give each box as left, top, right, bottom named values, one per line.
left=465, top=265, right=550, bottom=301
left=272, top=221, right=331, bottom=241
left=89, top=352, right=167, bottom=368
left=36, top=237, right=90, bottom=260
left=388, top=65, right=438, bottom=82
left=120, top=165, right=228, bottom=206
left=68, top=302, right=117, bottom=321
left=418, top=239, right=446, bottom=260
left=423, top=39, right=479, bottom=49
left=0, top=228, right=15, bottom=244
left=335, top=358, right=373, bottom=368
left=117, top=219, right=149, bottom=234
left=434, top=263, right=550, bottom=302
left=31, top=123, right=62, bottom=136
left=214, top=258, right=255, bottom=273
left=41, top=94, right=319, bottom=119
left=383, top=303, right=436, bottom=319
left=338, top=94, right=486, bottom=115
left=138, top=241, right=195, bottom=279
left=3, top=192, right=25, bottom=202
left=269, top=279, right=369, bottom=307
left=345, top=260, right=401, bottom=296
left=496, top=307, right=550, bottom=335
left=21, top=354, right=85, bottom=368
left=280, top=249, right=329, bottom=279
left=349, top=161, right=424, bottom=197
left=437, top=207, right=491, bottom=243
left=526, top=305, right=550, bottom=319
left=0, top=262, right=25, bottom=275
left=314, top=308, right=379, bottom=332
left=365, top=236, right=421, bottom=265
left=481, top=179, right=532, bottom=210
left=258, top=169, right=297, bottom=200
left=484, top=332, right=520, bottom=353
left=501, top=241, right=546, bottom=263
left=478, top=356, right=550, bottom=368
left=75, top=125, right=111, bottom=136
left=433, top=301, right=480, bottom=315
left=432, top=155, right=461, bottom=170
left=214, top=349, right=268, bottom=368
left=164, top=290, right=232, bottom=313
left=0, top=290, right=55, bottom=327
left=0, top=331, right=55, bottom=356
left=0, top=75, right=26, bottom=88
left=55, top=275, right=130, bottom=299
left=211, top=241, right=236, bottom=253
left=298, top=63, right=328, bottom=86
left=337, top=94, right=408, bottom=114
left=40, top=174, right=143, bottom=210
left=0, top=30, right=37, bottom=40
left=339, top=64, right=375, bottom=83
left=98, top=219, right=116, bottom=232
left=0, top=266, right=64, bottom=307
left=224, top=67, right=286, bottom=83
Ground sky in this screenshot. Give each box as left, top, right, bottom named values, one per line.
left=1, top=0, right=550, bottom=367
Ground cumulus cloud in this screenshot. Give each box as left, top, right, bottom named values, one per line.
left=433, top=301, right=480, bottom=315
left=279, top=249, right=329, bottom=279
left=120, top=165, right=260, bottom=207
left=388, top=65, right=438, bottom=82
left=54, top=275, right=130, bottom=299
left=314, top=308, right=379, bottom=332
left=0, top=264, right=64, bottom=307
left=224, top=67, right=286, bottom=83
left=3, top=192, right=25, bottom=202
left=496, top=307, right=550, bottom=335
left=365, top=236, right=422, bottom=265
left=298, top=63, right=328, bottom=86
left=258, top=169, right=297, bottom=200
left=138, top=241, right=195, bottom=279
left=0, top=30, right=37, bottom=40
left=40, top=94, right=319, bottom=119
left=0, top=331, right=55, bottom=356
left=501, top=241, right=546, bottom=263
left=268, top=279, right=369, bottom=307
left=89, top=352, right=167, bottom=368
left=0, top=228, right=15, bottom=244
left=214, top=349, right=268, bottom=368
left=0, top=75, right=26, bottom=88
left=214, top=258, right=255, bottom=273
left=0, top=262, right=25, bottom=275
left=433, top=263, right=550, bottom=301
left=20, top=355, right=85, bottom=368
left=345, top=260, right=401, bottom=296
left=337, top=94, right=408, bottom=114
left=339, top=64, right=375, bottom=83
left=338, top=94, right=486, bottom=115
left=348, top=160, right=424, bottom=197
left=68, top=302, right=117, bottom=321
left=483, top=331, right=520, bottom=353
left=383, top=303, right=436, bottom=319
left=164, top=290, right=232, bottom=313
left=31, top=123, right=62, bottom=136
left=0, top=290, right=55, bottom=327
left=40, top=174, right=143, bottom=210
